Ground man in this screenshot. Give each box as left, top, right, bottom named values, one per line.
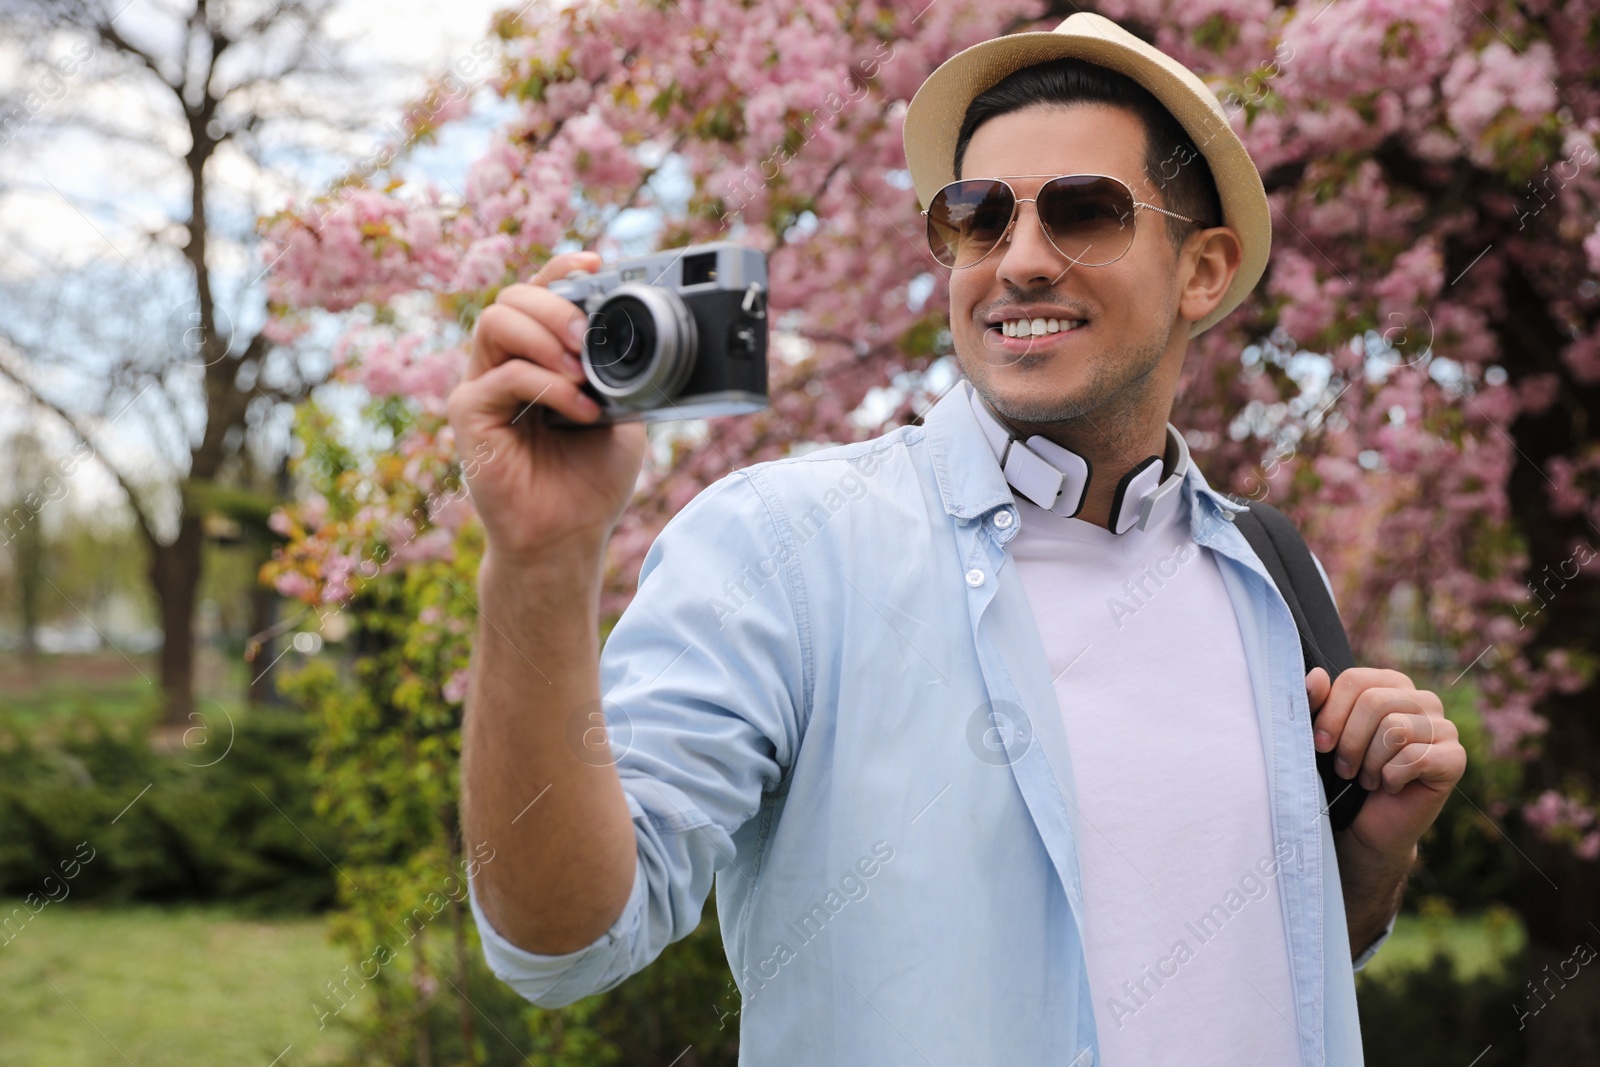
left=448, top=13, right=1466, bottom=1066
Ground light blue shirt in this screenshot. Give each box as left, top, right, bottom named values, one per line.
left=469, top=377, right=1390, bottom=1066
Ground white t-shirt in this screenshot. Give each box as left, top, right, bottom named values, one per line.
left=1007, top=489, right=1303, bottom=1066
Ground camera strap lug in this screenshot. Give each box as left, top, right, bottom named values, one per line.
left=741, top=283, right=766, bottom=318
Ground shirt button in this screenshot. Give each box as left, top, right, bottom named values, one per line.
left=992, top=509, right=1013, bottom=529
left=965, top=568, right=985, bottom=587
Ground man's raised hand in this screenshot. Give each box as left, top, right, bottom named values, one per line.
left=447, top=251, right=648, bottom=568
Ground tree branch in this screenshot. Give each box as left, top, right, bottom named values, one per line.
left=0, top=345, right=161, bottom=546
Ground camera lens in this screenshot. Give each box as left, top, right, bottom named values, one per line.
left=581, top=284, right=697, bottom=407
left=587, top=297, right=654, bottom=389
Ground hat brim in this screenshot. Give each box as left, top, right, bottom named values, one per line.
left=903, top=14, right=1270, bottom=338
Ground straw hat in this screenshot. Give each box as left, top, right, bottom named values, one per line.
left=902, top=12, right=1271, bottom=337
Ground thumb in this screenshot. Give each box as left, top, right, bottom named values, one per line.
left=1306, top=667, right=1333, bottom=751
left=1305, top=666, right=1331, bottom=711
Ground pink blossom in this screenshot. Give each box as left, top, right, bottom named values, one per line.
left=1519, top=373, right=1560, bottom=416
left=302, top=494, right=329, bottom=528
left=1441, top=42, right=1558, bottom=163
left=263, top=316, right=310, bottom=345
left=400, top=346, right=465, bottom=402
left=1480, top=699, right=1548, bottom=757
left=1280, top=0, right=1458, bottom=104
left=443, top=669, right=470, bottom=704
left=553, top=113, right=641, bottom=190
left=1268, top=247, right=1349, bottom=345
left=358, top=340, right=405, bottom=396
left=1563, top=327, right=1600, bottom=385
left=391, top=527, right=455, bottom=565
left=1373, top=241, right=1443, bottom=321
left=273, top=570, right=315, bottom=599
left=322, top=551, right=360, bottom=604
left=452, top=234, right=514, bottom=293
left=1523, top=789, right=1596, bottom=833
left=543, top=80, right=594, bottom=123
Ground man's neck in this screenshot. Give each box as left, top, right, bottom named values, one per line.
left=990, top=406, right=1172, bottom=530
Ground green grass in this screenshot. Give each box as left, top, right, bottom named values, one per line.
left=0, top=901, right=358, bottom=1066
left=1361, top=905, right=1525, bottom=982
left=0, top=652, right=164, bottom=727
left=0, top=648, right=259, bottom=731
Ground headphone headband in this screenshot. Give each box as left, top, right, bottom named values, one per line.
left=966, top=381, right=1190, bottom=534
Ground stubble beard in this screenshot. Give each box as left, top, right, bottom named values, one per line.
left=962, top=322, right=1170, bottom=457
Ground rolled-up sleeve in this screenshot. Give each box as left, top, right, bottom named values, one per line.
left=1352, top=910, right=1396, bottom=972
left=468, top=468, right=808, bottom=1007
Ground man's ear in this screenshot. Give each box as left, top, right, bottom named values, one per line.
left=1177, top=226, right=1243, bottom=328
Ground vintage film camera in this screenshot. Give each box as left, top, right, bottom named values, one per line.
left=545, top=242, right=769, bottom=425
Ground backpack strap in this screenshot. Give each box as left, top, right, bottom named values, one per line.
left=1232, top=502, right=1368, bottom=833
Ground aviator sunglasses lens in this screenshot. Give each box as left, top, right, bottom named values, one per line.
left=926, top=180, right=1014, bottom=268
left=1037, top=176, right=1135, bottom=266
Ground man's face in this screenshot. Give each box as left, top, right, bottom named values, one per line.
left=946, top=103, right=1187, bottom=425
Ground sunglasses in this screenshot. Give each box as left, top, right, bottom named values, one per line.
left=922, top=173, right=1208, bottom=270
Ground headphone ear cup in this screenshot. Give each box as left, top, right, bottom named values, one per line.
left=1022, top=434, right=1091, bottom=518
left=1108, top=456, right=1161, bottom=534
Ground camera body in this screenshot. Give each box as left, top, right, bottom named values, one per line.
left=545, top=242, right=769, bottom=425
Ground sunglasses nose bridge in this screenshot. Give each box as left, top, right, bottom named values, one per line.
left=997, top=196, right=1037, bottom=249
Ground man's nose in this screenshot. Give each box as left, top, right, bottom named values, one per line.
left=993, top=200, right=1073, bottom=288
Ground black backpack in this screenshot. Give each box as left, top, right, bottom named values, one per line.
left=1233, top=502, right=1368, bottom=833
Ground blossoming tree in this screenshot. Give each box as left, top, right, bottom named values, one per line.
left=263, top=0, right=1600, bottom=1057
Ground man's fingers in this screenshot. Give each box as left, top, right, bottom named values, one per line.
left=450, top=358, right=601, bottom=428
left=1332, top=686, right=1443, bottom=780
left=1311, top=668, right=1416, bottom=758
left=464, top=251, right=603, bottom=380
left=470, top=302, right=585, bottom=380
left=1378, top=740, right=1466, bottom=796
left=495, top=283, right=593, bottom=358
left=526, top=250, right=602, bottom=289
left=1357, top=711, right=1457, bottom=790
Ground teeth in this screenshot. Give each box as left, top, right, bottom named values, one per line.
left=1000, top=317, right=1083, bottom=338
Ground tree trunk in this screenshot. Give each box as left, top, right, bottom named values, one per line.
left=1517, top=900, right=1600, bottom=1063
left=148, top=515, right=204, bottom=729
left=15, top=507, right=43, bottom=661
left=1498, top=256, right=1600, bottom=1066
left=1513, top=704, right=1600, bottom=1065
left=247, top=552, right=279, bottom=706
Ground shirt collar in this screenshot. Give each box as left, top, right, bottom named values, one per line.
left=921, top=376, right=1247, bottom=530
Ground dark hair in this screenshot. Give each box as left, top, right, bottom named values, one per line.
left=951, top=58, right=1222, bottom=251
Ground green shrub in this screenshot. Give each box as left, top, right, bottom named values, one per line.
left=0, top=710, right=339, bottom=914
left=1357, top=948, right=1527, bottom=1066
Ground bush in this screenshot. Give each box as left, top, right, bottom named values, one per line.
left=0, top=709, right=340, bottom=914
left=1357, top=949, right=1527, bottom=1066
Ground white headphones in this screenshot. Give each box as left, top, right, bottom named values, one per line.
left=966, top=381, right=1190, bottom=535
